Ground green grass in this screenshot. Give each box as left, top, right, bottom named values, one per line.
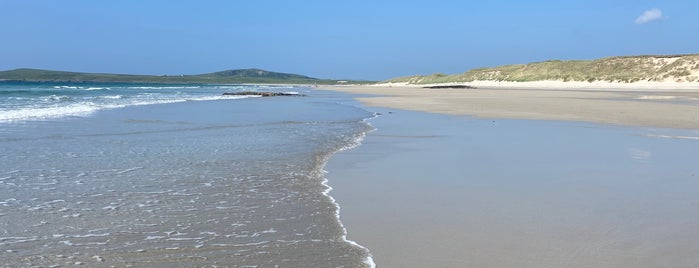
left=0, top=68, right=373, bottom=85
left=386, top=54, right=699, bottom=84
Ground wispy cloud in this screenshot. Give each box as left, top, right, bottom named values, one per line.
left=635, top=8, right=665, bottom=24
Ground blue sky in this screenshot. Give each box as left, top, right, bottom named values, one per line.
left=1, top=0, right=696, bottom=80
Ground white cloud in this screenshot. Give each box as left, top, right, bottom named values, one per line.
left=635, top=8, right=665, bottom=24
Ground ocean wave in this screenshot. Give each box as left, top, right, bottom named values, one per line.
left=0, top=95, right=255, bottom=123
left=187, top=95, right=257, bottom=101
left=0, top=103, right=104, bottom=122
left=1, top=83, right=278, bottom=123
left=42, top=95, right=75, bottom=102
left=51, top=86, right=109, bottom=91
left=84, top=87, right=109, bottom=91
left=99, top=95, right=124, bottom=100
left=125, top=86, right=202, bottom=90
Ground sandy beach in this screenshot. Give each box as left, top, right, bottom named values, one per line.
left=322, top=84, right=699, bottom=130
left=322, top=85, right=699, bottom=267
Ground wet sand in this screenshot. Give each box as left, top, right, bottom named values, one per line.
left=323, top=86, right=699, bottom=267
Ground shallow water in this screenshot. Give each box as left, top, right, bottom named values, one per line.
left=0, top=84, right=374, bottom=267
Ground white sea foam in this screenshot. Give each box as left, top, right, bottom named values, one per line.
left=0, top=236, right=40, bottom=245
left=116, top=167, right=145, bottom=174
left=71, top=233, right=111, bottom=238
left=167, top=237, right=204, bottom=241
left=628, top=148, right=652, bottom=160
left=0, top=103, right=103, bottom=122
left=647, top=134, right=699, bottom=140
left=636, top=95, right=677, bottom=100
left=100, top=95, right=124, bottom=99
left=189, top=95, right=256, bottom=101
left=43, top=95, right=74, bottom=102
left=211, top=241, right=270, bottom=247
left=318, top=114, right=378, bottom=268
left=126, top=86, right=201, bottom=90
left=0, top=94, right=254, bottom=123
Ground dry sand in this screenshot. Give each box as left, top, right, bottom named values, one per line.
left=321, top=84, right=699, bottom=130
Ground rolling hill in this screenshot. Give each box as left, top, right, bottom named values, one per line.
left=0, top=68, right=367, bottom=84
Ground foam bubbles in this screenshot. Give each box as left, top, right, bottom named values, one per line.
left=0, top=84, right=269, bottom=123
left=0, top=103, right=103, bottom=122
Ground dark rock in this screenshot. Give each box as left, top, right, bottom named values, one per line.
left=222, top=91, right=304, bottom=97
left=422, top=85, right=476, bottom=89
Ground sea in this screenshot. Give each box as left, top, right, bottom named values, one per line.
left=0, top=82, right=376, bottom=267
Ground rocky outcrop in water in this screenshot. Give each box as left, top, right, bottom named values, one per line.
left=222, top=91, right=304, bottom=97
left=423, top=85, right=476, bottom=89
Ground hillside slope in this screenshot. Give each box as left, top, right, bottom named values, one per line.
left=387, top=54, right=699, bottom=84
left=0, top=68, right=361, bottom=84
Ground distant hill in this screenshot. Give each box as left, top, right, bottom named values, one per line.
left=386, top=54, right=699, bottom=84
left=0, top=68, right=368, bottom=84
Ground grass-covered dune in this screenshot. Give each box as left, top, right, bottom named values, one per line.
left=387, top=54, right=699, bottom=84
left=0, top=68, right=370, bottom=85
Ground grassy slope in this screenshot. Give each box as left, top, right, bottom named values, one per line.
left=0, top=68, right=369, bottom=84
left=387, top=54, right=699, bottom=84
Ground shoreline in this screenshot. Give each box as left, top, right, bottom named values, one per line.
left=319, top=84, right=699, bottom=130
left=375, top=80, right=699, bottom=91
left=319, top=115, right=378, bottom=268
